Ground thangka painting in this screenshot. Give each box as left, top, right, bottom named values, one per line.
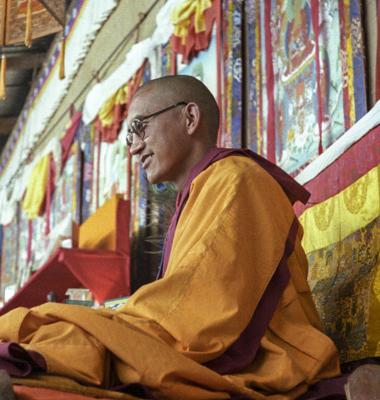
left=160, top=41, right=174, bottom=77
left=97, top=142, right=109, bottom=209
left=221, top=0, right=243, bottom=148
left=26, top=213, right=45, bottom=273
left=70, top=141, right=82, bottom=225
left=245, top=0, right=367, bottom=174
left=245, top=0, right=263, bottom=154
left=96, top=140, right=128, bottom=207
left=15, top=210, right=28, bottom=286
left=1, top=0, right=62, bottom=45
left=1, top=216, right=19, bottom=297
left=272, top=0, right=321, bottom=172
left=79, top=123, right=94, bottom=223
left=50, top=151, right=76, bottom=229
left=91, top=129, right=101, bottom=213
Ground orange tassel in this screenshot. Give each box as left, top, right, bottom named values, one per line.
left=25, top=0, right=32, bottom=47
left=59, top=35, right=66, bottom=80
left=0, top=55, right=6, bottom=100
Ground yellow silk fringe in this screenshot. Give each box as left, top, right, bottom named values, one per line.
left=59, top=36, right=66, bottom=80
left=25, top=0, right=33, bottom=47
left=0, top=54, right=6, bottom=100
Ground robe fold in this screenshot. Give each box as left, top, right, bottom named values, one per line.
left=0, top=152, right=340, bottom=399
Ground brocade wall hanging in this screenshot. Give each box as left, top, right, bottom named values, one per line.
left=297, top=123, right=380, bottom=363
left=0, top=216, right=18, bottom=297
left=78, top=123, right=94, bottom=223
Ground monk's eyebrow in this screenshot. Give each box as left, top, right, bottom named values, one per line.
left=130, top=113, right=145, bottom=120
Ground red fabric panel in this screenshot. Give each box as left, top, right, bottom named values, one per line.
left=170, top=1, right=217, bottom=64
left=14, top=385, right=112, bottom=400
left=39, top=113, right=81, bottom=217
left=170, top=50, right=177, bottom=75
left=264, top=0, right=276, bottom=162
left=311, top=0, right=323, bottom=154
left=60, top=112, right=82, bottom=164
left=294, top=124, right=380, bottom=216
left=115, top=198, right=130, bottom=255
left=95, top=104, right=123, bottom=143
left=59, top=249, right=130, bottom=303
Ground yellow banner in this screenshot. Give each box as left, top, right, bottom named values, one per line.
left=300, top=165, right=380, bottom=253
left=171, top=0, right=212, bottom=43
left=98, top=84, right=129, bottom=128
left=22, top=154, right=49, bottom=219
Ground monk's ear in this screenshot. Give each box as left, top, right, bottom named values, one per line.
left=184, top=102, right=200, bottom=136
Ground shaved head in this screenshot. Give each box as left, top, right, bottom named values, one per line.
left=128, top=75, right=220, bottom=189
left=134, top=75, right=220, bottom=143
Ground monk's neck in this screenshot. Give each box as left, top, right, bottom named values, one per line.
left=174, top=145, right=216, bottom=192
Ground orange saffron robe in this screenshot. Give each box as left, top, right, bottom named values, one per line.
left=0, top=156, right=340, bottom=399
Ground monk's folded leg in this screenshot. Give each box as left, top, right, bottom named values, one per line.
left=21, top=321, right=108, bottom=386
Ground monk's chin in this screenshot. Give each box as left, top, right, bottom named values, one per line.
left=145, top=171, right=162, bottom=185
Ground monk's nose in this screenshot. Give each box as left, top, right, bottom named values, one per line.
left=129, top=135, right=146, bottom=155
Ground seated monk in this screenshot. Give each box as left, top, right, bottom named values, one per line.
left=0, top=75, right=343, bottom=400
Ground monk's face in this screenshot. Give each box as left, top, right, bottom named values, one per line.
left=128, top=89, right=191, bottom=186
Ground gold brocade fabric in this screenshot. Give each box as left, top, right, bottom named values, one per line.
left=307, top=217, right=380, bottom=363
left=21, top=154, right=50, bottom=219
left=300, top=165, right=380, bottom=363
left=171, top=0, right=212, bottom=44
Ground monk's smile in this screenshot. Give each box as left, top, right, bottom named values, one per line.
left=141, top=152, right=154, bottom=169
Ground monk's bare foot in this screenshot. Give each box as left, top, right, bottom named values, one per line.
left=0, top=370, right=15, bottom=400
left=344, top=364, right=380, bottom=400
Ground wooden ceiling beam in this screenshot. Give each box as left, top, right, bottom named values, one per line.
left=0, top=117, right=17, bottom=135
left=38, top=0, right=66, bottom=26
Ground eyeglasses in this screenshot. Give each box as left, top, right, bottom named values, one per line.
left=126, top=101, right=188, bottom=146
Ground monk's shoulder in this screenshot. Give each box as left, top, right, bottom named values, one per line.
left=194, top=155, right=280, bottom=189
